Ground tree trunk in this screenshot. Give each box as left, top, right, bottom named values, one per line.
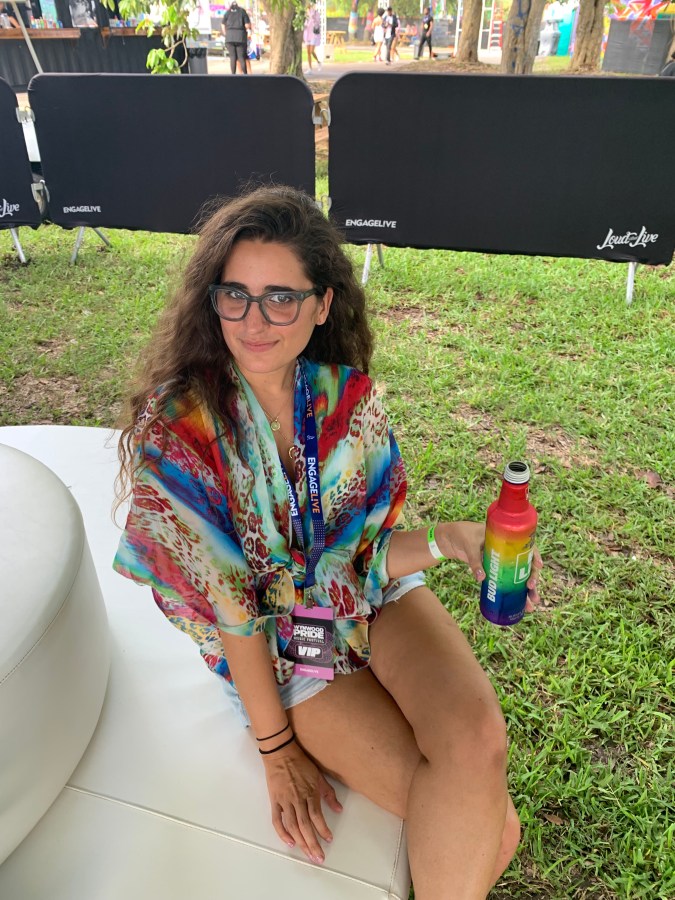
left=268, top=5, right=304, bottom=76
left=501, top=0, right=547, bottom=74
left=455, top=0, right=482, bottom=63
left=570, top=0, right=605, bottom=72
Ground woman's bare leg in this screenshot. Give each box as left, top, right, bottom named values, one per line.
left=288, top=588, right=520, bottom=897
left=369, top=587, right=512, bottom=898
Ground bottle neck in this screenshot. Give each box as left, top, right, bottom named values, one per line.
left=497, top=479, right=530, bottom=513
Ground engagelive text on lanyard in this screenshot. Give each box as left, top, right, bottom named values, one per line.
left=279, top=368, right=335, bottom=680
left=281, top=368, right=325, bottom=601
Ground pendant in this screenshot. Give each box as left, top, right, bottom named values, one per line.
left=289, top=445, right=300, bottom=461
left=270, top=419, right=281, bottom=432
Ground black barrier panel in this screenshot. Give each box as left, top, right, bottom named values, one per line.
left=0, top=33, right=169, bottom=93
left=329, top=74, right=675, bottom=266
left=29, top=74, right=315, bottom=233
left=603, top=19, right=672, bottom=76
left=0, top=78, right=42, bottom=229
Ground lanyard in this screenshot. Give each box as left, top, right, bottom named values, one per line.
left=280, top=368, right=325, bottom=597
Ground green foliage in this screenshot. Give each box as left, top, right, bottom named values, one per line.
left=265, top=0, right=306, bottom=28
left=99, top=0, right=199, bottom=73
left=293, top=0, right=307, bottom=34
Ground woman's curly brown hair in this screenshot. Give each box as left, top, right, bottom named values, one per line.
left=115, top=184, right=374, bottom=511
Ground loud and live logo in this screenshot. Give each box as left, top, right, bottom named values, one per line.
left=597, top=227, right=659, bottom=250
left=0, top=199, right=20, bottom=218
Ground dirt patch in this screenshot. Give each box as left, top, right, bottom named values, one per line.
left=450, top=405, right=600, bottom=472
left=589, top=530, right=673, bottom=570
left=379, top=304, right=443, bottom=335
left=542, top=559, right=593, bottom=601
left=526, top=427, right=598, bottom=470
left=398, top=58, right=496, bottom=75
left=451, top=405, right=497, bottom=431
left=381, top=304, right=426, bottom=323
left=588, top=741, right=624, bottom=769
left=439, top=406, right=673, bottom=498
left=0, top=374, right=86, bottom=424
left=1, top=252, right=25, bottom=272
left=32, top=338, right=76, bottom=360
left=310, top=81, right=334, bottom=97
left=0, top=373, right=120, bottom=426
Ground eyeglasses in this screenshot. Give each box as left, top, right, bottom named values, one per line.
left=208, top=284, right=322, bottom=326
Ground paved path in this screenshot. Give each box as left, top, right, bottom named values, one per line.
left=206, top=52, right=415, bottom=81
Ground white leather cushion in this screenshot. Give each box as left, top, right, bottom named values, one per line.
left=0, top=444, right=110, bottom=864
left=0, top=427, right=410, bottom=899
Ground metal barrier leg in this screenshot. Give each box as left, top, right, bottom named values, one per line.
left=626, top=261, right=638, bottom=306
left=9, top=228, right=28, bottom=265
left=70, top=227, right=87, bottom=264
left=71, top=227, right=111, bottom=263
left=93, top=228, right=111, bottom=248
left=376, top=243, right=385, bottom=268
left=361, top=243, right=374, bottom=286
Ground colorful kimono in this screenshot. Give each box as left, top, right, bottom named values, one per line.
left=114, top=358, right=408, bottom=700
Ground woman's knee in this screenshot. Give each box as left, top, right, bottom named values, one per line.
left=492, top=798, right=521, bottom=883
left=503, top=800, right=521, bottom=859
left=417, top=695, right=508, bottom=773
left=289, top=669, right=422, bottom=820
left=381, top=740, right=421, bottom=819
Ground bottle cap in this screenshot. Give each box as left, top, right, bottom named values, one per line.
left=503, top=461, right=530, bottom=484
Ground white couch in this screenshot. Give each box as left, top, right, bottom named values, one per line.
left=0, top=426, right=411, bottom=900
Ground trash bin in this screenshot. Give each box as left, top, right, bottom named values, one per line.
left=187, top=46, right=209, bottom=74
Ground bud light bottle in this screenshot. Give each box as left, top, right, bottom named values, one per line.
left=480, top=461, right=537, bottom=626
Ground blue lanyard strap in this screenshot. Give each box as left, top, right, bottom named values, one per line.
left=281, top=367, right=325, bottom=594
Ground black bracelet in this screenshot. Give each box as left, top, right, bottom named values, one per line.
left=256, top=722, right=291, bottom=743
left=258, top=734, right=296, bottom=756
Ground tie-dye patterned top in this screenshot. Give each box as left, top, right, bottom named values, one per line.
left=113, top=358, right=407, bottom=693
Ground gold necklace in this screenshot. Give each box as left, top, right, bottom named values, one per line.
left=259, top=404, right=299, bottom=461
left=275, top=425, right=301, bottom=462
left=259, top=402, right=284, bottom=433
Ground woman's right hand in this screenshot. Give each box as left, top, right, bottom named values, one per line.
left=262, top=738, right=343, bottom=864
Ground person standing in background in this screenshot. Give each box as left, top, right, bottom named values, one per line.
left=365, top=7, right=374, bottom=43
left=382, top=6, right=398, bottom=64
left=416, top=6, right=433, bottom=59
left=303, top=2, right=322, bottom=73
left=222, top=0, right=251, bottom=75
left=0, top=1, right=20, bottom=26
left=389, top=8, right=401, bottom=60
left=372, top=7, right=385, bottom=61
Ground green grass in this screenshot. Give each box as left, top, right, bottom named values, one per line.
left=330, top=47, right=382, bottom=63
left=533, top=55, right=571, bottom=74
left=1, top=224, right=673, bottom=898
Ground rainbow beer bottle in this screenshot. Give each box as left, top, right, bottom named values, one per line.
left=480, top=461, right=537, bottom=626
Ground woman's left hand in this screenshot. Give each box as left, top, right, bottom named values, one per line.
left=437, top=521, right=543, bottom=611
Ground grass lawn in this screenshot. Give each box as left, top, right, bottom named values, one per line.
left=533, top=56, right=572, bottom=74
left=330, top=47, right=383, bottom=63
left=1, top=219, right=673, bottom=898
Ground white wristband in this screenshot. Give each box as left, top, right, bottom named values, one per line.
left=427, top=524, right=446, bottom=561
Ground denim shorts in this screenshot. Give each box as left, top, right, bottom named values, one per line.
left=221, top=571, right=426, bottom=727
